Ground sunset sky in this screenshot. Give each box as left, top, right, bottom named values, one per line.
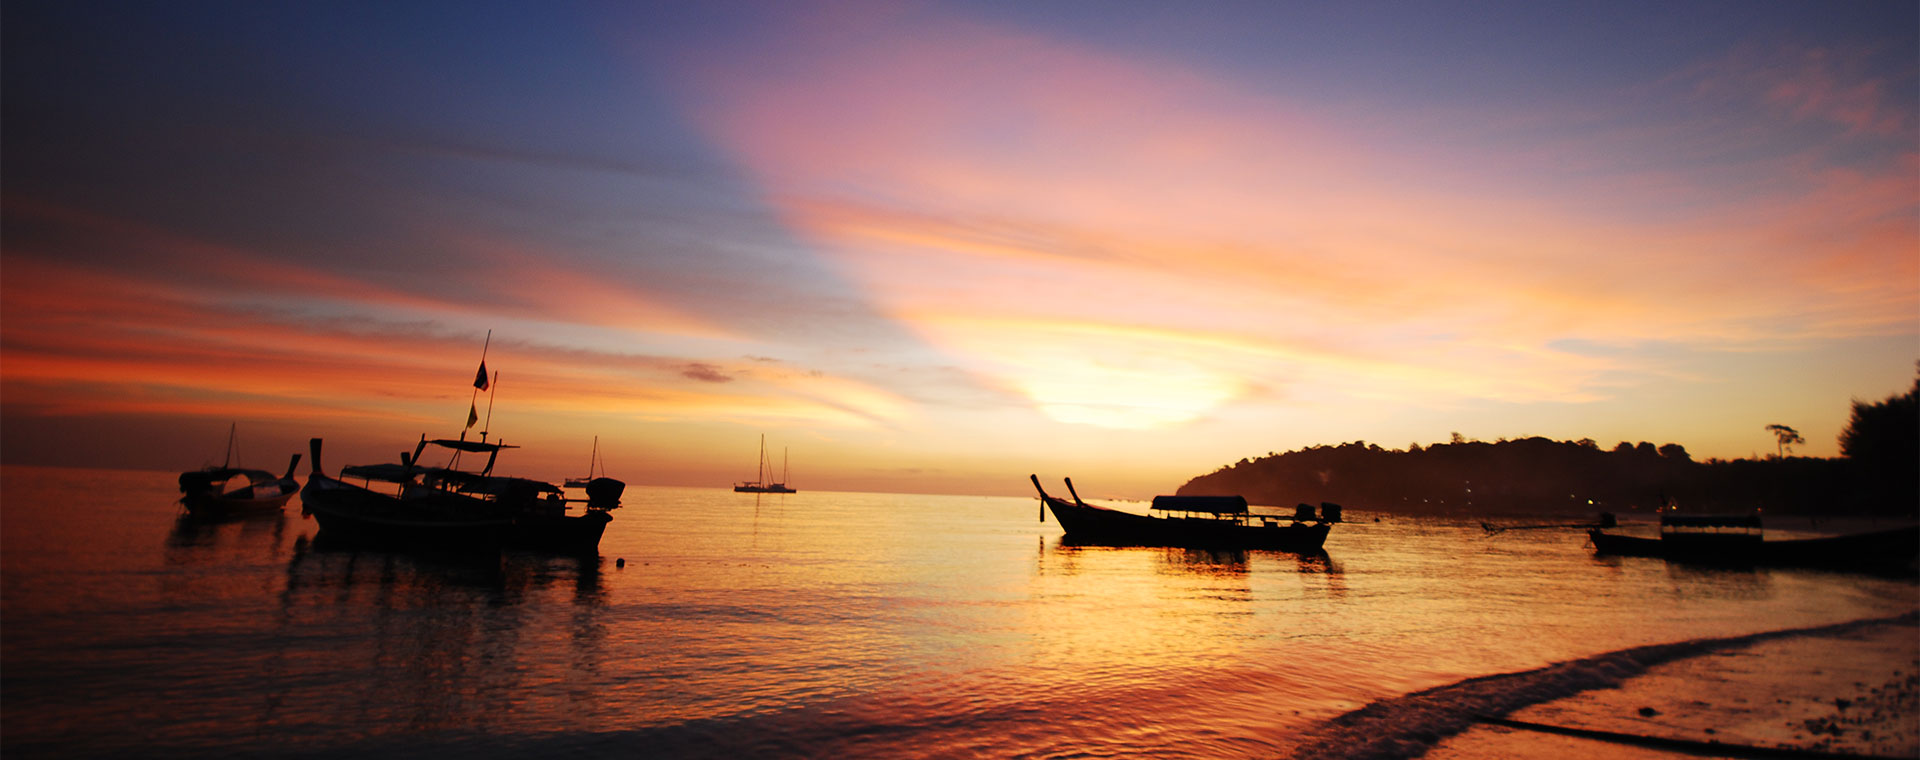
left=3, top=1, right=1915, bottom=498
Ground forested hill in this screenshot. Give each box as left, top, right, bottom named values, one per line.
left=1175, top=437, right=1895, bottom=517
left=1180, top=370, right=1919, bottom=517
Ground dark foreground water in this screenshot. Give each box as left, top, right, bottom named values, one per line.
left=4, top=465, right=1915, bottom=758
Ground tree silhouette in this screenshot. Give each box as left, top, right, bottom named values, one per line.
left=1764, top=424, right=1804, bottom=458
left=1838, top=365, right=1919, bottom=514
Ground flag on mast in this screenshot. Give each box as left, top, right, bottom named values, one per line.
left=467, top=401, right=479, bottom=429
left=474, top=361, right=490, bottom=390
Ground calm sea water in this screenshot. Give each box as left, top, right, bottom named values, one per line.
left=4, top=465, right=1915, bottom=758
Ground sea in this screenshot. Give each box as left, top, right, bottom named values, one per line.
left=3, top=465, right=1915, bottom=759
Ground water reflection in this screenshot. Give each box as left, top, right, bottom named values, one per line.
left=272, top=537, right=615, bottom=737
left=1662, top=563, right=1773, bottom=601
left=1156, top=547, right=1249, bottom=577
left=1586, top=554, right=1776, bottom=600
left=162, top=509, right=288, bottom=565
left=1292, top=551, right=1348, bottom=599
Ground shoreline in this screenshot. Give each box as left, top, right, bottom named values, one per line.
left=1289, top=612, right=1920, bottom=760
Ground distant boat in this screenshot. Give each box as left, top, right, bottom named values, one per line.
left=1589, top=513, right=1919, bottom=571
left=734, top=435, right=797, bottom=493
left=1031, top=475, right=1334, bottom=552
left=564, top=435, right=607, bottom=489
left=177, top=424, right=302, bottom=518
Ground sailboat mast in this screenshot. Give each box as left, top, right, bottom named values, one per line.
left=782, top=447, right=789, bottom=485
left=757, top=434, right=767, bottom=484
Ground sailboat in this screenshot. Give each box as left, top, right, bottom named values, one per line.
left=564, top=436, right=606, bottom=489
left=733, top=435, right=797, bottom=493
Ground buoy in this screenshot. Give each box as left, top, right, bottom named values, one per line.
left=616, top=558, right=626, bottom=568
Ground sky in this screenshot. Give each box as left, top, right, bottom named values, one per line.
left=2, top=0, right=1915, bottom=498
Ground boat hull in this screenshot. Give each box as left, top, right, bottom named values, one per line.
left=1045, top=496, right=1330, bottom=552
left=181, top=489, right=294, bottom=518
left=301, top=473, right=513, bottom=551
left=508, top=509, right=613, bottom=554
left=1590, top=526, right=1920, bottom=570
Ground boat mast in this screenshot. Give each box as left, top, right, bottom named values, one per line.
left=781, top=447, right=789, bottom=486
left=757, top=434, right=767, bottom=485
left=480, top=370, right=498, bottom=441
left=464, top=329, right=491, bottom=442
left=223, top=422, right=237, bottom=468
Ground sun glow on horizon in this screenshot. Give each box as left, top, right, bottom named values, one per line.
left=1, top=2, right=1914, bottom=496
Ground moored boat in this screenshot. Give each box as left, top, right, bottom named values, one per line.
left=298, top=333, right=625, bottom=554
left=734, top=434, right=797, bottom=493
left=302, top=436, right=625, bottom=554
left=1031, top=475, right=1335, bottom=552
left=1589, top=513, right=1919, bottom=571
left=179, top=454, right=303, bottom=517
left=178, top=424, right=302, bottom=517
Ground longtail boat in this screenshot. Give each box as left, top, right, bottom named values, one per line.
left=302, top=436, right=623, bottom=553
left=1031, top=475, right=1335, bottom=552
left=178, top=424, right=302, bottom=517
left=1589, top=513, right=1919, bottom=571
left=298, top=333, right=625, bottom=554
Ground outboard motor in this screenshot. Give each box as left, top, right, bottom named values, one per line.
left=1320, top=502, right=1343, bottom=523
left=1292, top=503, right=1318, bottom=522
left=585, top=477, right=625, bottom=510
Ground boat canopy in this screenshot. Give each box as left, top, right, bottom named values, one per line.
left=429, top=438, right=520, bottom=453
left=1660, top=514, right=1761, bottom=529
left=340, top=463, right=417, bottom=483
left=180, top=468, right=276, bottom=492
left=1151, top=495, right=1249, bottom=514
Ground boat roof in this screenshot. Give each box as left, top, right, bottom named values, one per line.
left=425, top=469, right=561, bottom=495
left=1151, top=495, right=1249, bottom=514
left=1661, top=514, right=1761, bottom=528
left=187, top=467, right=278, bottom=481
left=339, top=463, right=417, bottom=482
left=340, top=462, right=562, bottom=495
left=428, top=438, right=520, bottom=453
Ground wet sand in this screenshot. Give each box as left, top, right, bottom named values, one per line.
left=1427, top=617, right=1920, bottom=759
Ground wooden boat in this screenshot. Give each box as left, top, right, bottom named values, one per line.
left=1589, top=513, right=1919, bottom=570
left=298, top=333, right=625, bottom=554
left=178, top=424, right=302, bottom=517
left=303, top=436, right=625, bottom=553
left=734, top=435, right=797, bottom=493
left=1031, top=475, right=1335, bottom=552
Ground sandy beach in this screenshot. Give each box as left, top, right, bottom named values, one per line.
left=1428, top=616, right=1920, bottom=759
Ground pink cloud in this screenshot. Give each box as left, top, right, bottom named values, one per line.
left=659, top=8, right=1916, bottom=425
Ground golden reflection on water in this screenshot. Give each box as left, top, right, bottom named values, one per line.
left=3, top=468, right=1915, bottom=760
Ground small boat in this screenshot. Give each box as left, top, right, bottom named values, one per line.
left=1031, top=475, right=1335, bottom=552
left=734, top=435, right=797, bottom=494
left=564, top=435, right=607, bottom=489
left=1589, top=513, right=1920, bottom=570
left=178, top=424, right=302, bottom=517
